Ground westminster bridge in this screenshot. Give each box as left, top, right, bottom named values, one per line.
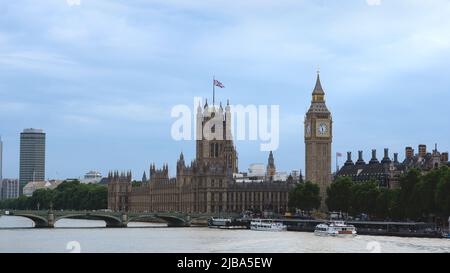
left=0, top=209, right=238, bottom=228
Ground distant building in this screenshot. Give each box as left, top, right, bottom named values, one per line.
left=142, top=171, right=148, bottom=183
left=273, top=172, right=288, bottom=182
left=335, top=144, right=449, bottom=188
left=23, top=181, right=48, bottom=197
left=403, top=144, right=449, bottom=171
left=266, top=151, right=276, bottom=181
left=22, top=180, right=62, bottom=197
left=1, top=179, right=19, bottom=200
left=19, top=128, right=46, bottom=195
left=98, top=177, right=110, bottom=186
left=109, top=100, right=294, bottom=214
left=335, top=149, right=403, bottom=188
left=248, top=164, right=266, bottom=178
left=81, top=170, right=103, bottom=184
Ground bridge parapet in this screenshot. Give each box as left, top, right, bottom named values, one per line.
left=5, top=210, right=238, bottom=228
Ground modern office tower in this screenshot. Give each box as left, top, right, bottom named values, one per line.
left=19, top=128, right=46, bottom=195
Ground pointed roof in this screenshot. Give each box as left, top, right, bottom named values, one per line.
left=312, top=73, right=325, bottom=95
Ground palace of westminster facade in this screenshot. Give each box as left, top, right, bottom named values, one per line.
left=108, top=73, right=334, bottom=213
left=108, top=73, right=449, bottom=214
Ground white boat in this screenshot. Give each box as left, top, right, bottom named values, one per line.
left=314, top=221, right=357, bottom=237
left=208, top=217, right=232, bottom=228
left=250, top=219, right=287, bottom=231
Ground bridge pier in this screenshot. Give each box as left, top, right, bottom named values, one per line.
left=47, top=210, right=55, bottom=228
left=105, top=212, right=128, bottom=228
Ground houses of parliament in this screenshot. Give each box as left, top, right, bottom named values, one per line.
left=108, top=73, right=333, bottom=213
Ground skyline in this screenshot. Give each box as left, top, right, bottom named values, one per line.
left=1, top=0, right=450, bottom=179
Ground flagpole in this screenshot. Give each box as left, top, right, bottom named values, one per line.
left=213, top=75, right=215, bottom=107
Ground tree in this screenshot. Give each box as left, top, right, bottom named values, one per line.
left=0, top=180, right=107, bottom=211
left=375, top=188, right=401, bottom=220
left=350, top=180, right=380, bottom=217
left=399, top=168, right=422, bottom=219
left=435, top=166, right=450, bottom=217
left=289, top=181, right=321, bottom=212
left=326, top=176, right=353, bottom=213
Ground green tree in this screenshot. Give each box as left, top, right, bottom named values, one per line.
left=29, top=189, right=54, bottom=210
left=288, top=181, right=321, bottom=212
left=350, top=180, right=380, bottom=217
left=0, top=180, right=108, bottom=211
left=375, top=188, right=401, bottom=220
left=399, top=168, right=422, bottom=219
left=435, top=166, right=450, bottom=217
left=326, top=176, right=353, bottom=213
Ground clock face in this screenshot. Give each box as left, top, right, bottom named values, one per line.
left=318, top=123, right=327, bottom=135
left=316, top=120, right=330, bottom=137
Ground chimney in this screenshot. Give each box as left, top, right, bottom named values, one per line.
left=419, top=144, right=427, bottom=157
left=369, top=149, right=379, bottom=164
left=344, top=152, right=354, bottom=166
left=442, top=152, right=449, bottom=162
left=394, top=153, right=399, bottom=164
left=405, top=147, right=413, bottom=159
left=356, top=151, right=365, bottom=165
left=382, top=148, right=392, bottom=164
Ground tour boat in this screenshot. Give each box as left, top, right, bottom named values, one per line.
left=208, top=218, right=248, bottom=229
left=250, top=219, right=287, bottom=231
left=314, top=221, right=357, bottom=237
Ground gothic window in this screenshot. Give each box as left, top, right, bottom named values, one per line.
left=215, top=143, right=219, bottom=157
left=211, top=124, right=215, bottom=133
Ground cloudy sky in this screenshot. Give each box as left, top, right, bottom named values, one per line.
left=1, top=0, right=449, bottom=179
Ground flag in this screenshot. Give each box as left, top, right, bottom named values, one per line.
left=214, top=79, right=225, bottom=88
left=336, top=152, right=343, bottom=157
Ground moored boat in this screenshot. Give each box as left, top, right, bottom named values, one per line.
left=250, top=219, right=287, bottom=231
left=314, top=221, right=357, bottom=237
left=208, top=217, right=249, bottom=229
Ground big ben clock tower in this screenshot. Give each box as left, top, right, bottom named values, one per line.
left=304, top=71, right=332, bottom=209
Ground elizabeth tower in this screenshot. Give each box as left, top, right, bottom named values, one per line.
left=304, top=72, right=332, bottom=209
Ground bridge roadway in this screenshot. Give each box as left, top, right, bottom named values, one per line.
left=0, top=209, right=238, bottom=228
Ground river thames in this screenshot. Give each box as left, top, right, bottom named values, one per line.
left=0, top=216, right=449, bottom=253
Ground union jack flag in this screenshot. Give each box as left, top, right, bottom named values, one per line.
left=336, top=152, right=343, bottom=157
left=214, top=79, right=225, bottom=88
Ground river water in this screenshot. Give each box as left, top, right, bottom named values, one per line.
left=0, top=216, right=449, bottom=253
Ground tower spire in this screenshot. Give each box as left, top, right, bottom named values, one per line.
left=312, top=70, right=325, bottom=102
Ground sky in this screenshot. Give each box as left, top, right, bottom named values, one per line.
left=1, top=0, right=450, bottom=180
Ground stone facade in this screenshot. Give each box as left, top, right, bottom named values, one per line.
left=304, top=73, right=332, bottom=207
left=108, top=100, right=295, bottom=214
left=335, top=145, right=450, bottom=188
left=335, top=149, right=405, bottom=188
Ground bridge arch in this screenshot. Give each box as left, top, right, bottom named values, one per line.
left=11, top=214, right=48, bottom=228
left=55, top=213, right=125, bottom=228
left=127, top=214, right=189, bottom=227
left=155, top=215, right=189, bottom=227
